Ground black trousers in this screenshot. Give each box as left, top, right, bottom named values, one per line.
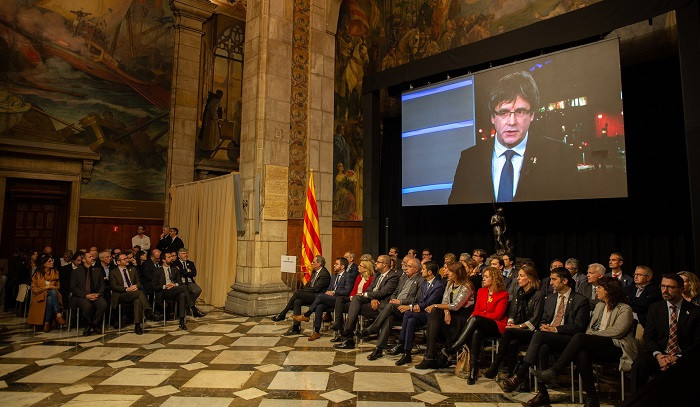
left=116, top=290, right=150, bottom=323
left=491, top=327, right=535, bottom=375
left=343, top=295, right=380, bottom=337
left=425, top=307, right=469, bottom=357
left=333, top=296, right=352, bottom=331
left=631, top=351, right=662, bottom=392
left=459, top=315, right=502, bottom=366
left=280, top=289, right=316, bottom=327
left=516, top=330, right=573, bottom=390
left=160, top=285, right=193, bottom=317
left=369, top=303, right=403, bottom=348
left=71, top=296, right=107, bottom=327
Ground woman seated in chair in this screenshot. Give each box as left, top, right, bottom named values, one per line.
left=532, top=277, right=637, bottom=407
left=28, top=254, right=65, bottom=332
left=416, top=261, right=475, bottom=369
left=445, top=266, right=510, bottom=383
left=483, top=265, right=545, bottom=378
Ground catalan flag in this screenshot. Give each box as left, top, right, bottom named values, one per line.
left=301, top=170, right=322, bottom=283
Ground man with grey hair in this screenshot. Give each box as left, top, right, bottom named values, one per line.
left=565, top=258, right=586, bottom=292
left=344, top=251, right=358, bottom=275
left=272, top=255, right=330, bottom=336
left=578, top=263, right=606, bottom=310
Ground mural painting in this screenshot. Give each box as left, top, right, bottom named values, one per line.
left=0, top=0, right=173, bottom=202
left=333, top=0, right=601, bottom=220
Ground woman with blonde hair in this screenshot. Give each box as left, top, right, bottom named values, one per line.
left=483, top=265, right=545, bottom=378
left=678, top=271, right=700, bottom=306
left=27, top=255, right=65, bottom=332
left=416, top=261, right=475, bottom=369
left=331, top=257, right=375, bottom=341
left=440, top=253, right=457, bottom=278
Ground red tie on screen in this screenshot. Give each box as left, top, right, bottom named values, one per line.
left=668, top=305, right=679, bottom=356
left=552, top=296, right=566, bottom=326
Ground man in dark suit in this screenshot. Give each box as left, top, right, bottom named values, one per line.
left=503, top=267, right=591, bottom=406
left=60, top=252, right=82, bottom=308
left=626, top=265, right=661, bottom=328
left=389, top=260, right=446, bottom=365
left=606, top=252, right=634, bottom=289
left=156, top=226, right=173, bottom=252
left=272, top=255, right=330, bottom=335
left=168, top=228, right=184, bottom=254
left=449, top=71, right=579, bottom=204
left=109, top=253, right=159, bottom=334
left=293, top=256, right=357, bottom=340
left=139, top=248, right=161, bottom=303
left=70, top=252, right=108, bottom=335
left=153, top=251, right=204, bottom=330
left=631, top=274, right=700, bottom=391
left=344, top=251, right=358, bottom=275
left=361, top=256, right=425, bottom=360
left=173, top=248, right=206, bottom=316
left=577, top=262, right=606, bottom=312
left=334, top=254, right=400, bottom=349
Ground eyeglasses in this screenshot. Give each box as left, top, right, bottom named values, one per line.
left=493, top=108, right=531, bottom=118
left=376, top=261, right=385, bottom=264
left=633, top=273, right=650, bottom=277
left=660, top=284, right=679, bottom=290
left=421, top=253, right=430, bottom=257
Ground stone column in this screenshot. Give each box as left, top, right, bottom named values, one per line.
left=165, top=0, right=217, bottom=221
left=226, top=0, right=295, bottom=315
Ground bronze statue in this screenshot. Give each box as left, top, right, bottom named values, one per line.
left=490, top=207, right=507, bottom=254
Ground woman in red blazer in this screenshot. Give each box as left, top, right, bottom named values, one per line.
left=447, top=266, right=509, bottom=384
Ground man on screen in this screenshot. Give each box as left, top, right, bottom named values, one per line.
left=448, top=71, right=579, bottom=204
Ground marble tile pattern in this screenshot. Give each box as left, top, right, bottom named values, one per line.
left=0, top=309, right=623, bottom=406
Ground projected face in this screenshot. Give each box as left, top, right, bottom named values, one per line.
left=491, top=96, right=534, bottom=148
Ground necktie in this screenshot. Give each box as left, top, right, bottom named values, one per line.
left=552, top=295, right=566, bottom=326
left=182, top=261, right=188, bottom=282
left=497, top=150, right=516, bottom=202
left=373, top=274, right=385, bottom=292
left=334, top=273, right=342, bottom=290
left=85, top=269, right=91, bottom=293
left=122, top=268, right=132, bottom=286
left=309, top=271, right=318, bottom=287
left=668, top=305, right=679, bottom=356
left=168, top=268, right=174, bottom=284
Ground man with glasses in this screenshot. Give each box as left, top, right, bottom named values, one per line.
left=109, top=253, right=159, bottom=334
left=631, top=274, right=700, bottom=391
left=449, top=70, right=579, bottom=204
left=420, top=249, right=432, bottom=265
left=626, top=265, right=660, bottom=328
left=271, top=255, right=330, bottom=335
left=472, top=249, right=487, bottom=273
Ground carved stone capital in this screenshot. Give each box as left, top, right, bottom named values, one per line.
left=169, top=0, right=217, bottom=32
left=81, top=160, right=94, bottom=184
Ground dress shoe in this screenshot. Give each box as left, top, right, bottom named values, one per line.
left=179, top=318, right=188, bottom=330
left=292, top=315, right=309, bottom=322
left=415, top=356, right=437, bottom=369
left=467, top=365, right=478, bottom=385
left=584, top=396, right=601, bottom=407
left=284, top=326, right=302, bottom=336
left=146, top=309, right=162, bottom=321
left=43, top=322, right=51, bottom=333
left=82, top=325, right=93, bottom=336
left=329, top=332, right=344, bottom=342
left=91, top=324, right=103, bottom=335
left=367, top=347, right=383, bottom=360
left=56, top=314, right=66, bottom=325
left=531, top=367, right=558, bottom=384
left=308, top=331, right=321, bottom=341
left=322, top=313, right=333, bottom=322
left=334, top=339, right=355, bottom=349
left=271, top=313, right=285, bottom=322
left=436, top=351, right=450, bottom=368
left=502, top=375, right=525, bottom=392
left=387, top=344, right=405, bottom=355
left=191, top=307, right=206, bottom=318
left=524, top=390, right=550, bottom=406
left=135, top=323, right=143, bottom=335
left=396, top=353, right=412, bottom=366
left=482, top=365, right=498, bottom=379
left=358, top=328, right=372, bottom=339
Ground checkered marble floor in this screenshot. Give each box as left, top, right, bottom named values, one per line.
left=0, top=310, right=619, bottom=406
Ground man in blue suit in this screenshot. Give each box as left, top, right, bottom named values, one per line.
left=386, top=260, right=446, bottom=365
left=292, top=257, right=357, bottom=340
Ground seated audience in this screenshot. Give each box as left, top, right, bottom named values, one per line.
left=539, top=259, right=564, bottom=296
left=156, top=226, right=172, bottom=252
left=59, top=252, right=81, bottom=305
left=168, top=227, right=184, bottom=254
left=330, top=257, right=374, bottom=341
left=502, top=252, right=515, bottom=280
left=174, top=248, right=206, bottom=315
left=579, top=263, right=606, bottom=311
left=71, top=252, right=108, bottom=335
left=472, top=249, right=487, bottom=272
left=416, top=261, right=475, bottom=369
left=334, top=254, right=399, bottom=349
left=420, top=248, right=432, bottom=264
left=361, top=256, right=424, bottom=360
left=154, top=251, right=204, bottom=330
left=271, top=255, right=330, bottom=335
left=446, top=266, right=509, bottom=384
left=626, top=265, right=661, bottom=327
left=387, top=260, right=445, bottom=365
left=565, top=258, right=586, bottom=292
left=28, top=255, right=65, bottom=332
left=293, top=257, right=356, bottom=341
left=439, top=253, right=457, bottom=279
left=60, top=250, right=73, bottom=268
left=460, top=255, right=481, bottom=291
left=132, top=225, right=151, bottom=251
left=484, top=265, right=545, bottom=378
left=678, top=271, right=700, bottom=306
left=632, top=274, right=700, bottom=392
left=109, top=253, right=159, bottom=334
left=533, top=277, right=638, bottom=407
left=503, top=267, right=591, bottom=406
left=607, top=252, right=633, bottom=288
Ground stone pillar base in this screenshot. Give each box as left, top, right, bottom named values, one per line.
left=225, top=282, right=291, bottom=316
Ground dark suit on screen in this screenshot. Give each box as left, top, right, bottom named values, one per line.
left=448, top=136, right=580, bottom=204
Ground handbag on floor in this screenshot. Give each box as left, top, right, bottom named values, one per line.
left=455, top=345, right=470, bottom=378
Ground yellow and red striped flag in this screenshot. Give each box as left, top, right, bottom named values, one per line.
left=301, top=170, right=322, bottom=283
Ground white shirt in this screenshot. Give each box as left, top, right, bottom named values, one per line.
left=132, top=234, right=151, bottom=250
left=492, top=132, right=528, bottom=199
left=356, top=277, right=368, bottom=295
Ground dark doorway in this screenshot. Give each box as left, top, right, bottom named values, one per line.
left=1, top=178, right=70, bottom=258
